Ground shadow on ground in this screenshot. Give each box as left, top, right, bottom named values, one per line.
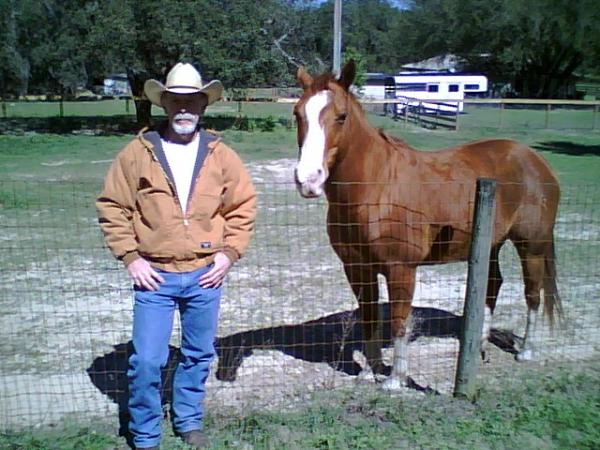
left=87, top=304, right=520, bottom=445
left=534, top=141, right=600, bottom=157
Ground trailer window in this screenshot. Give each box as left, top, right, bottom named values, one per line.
left=397, top=83, right=427, bottom=91
left=427, top=84, right=439, bottom=92
left=366, top=78, right=387, bottom=86
left=449, top=84, right=459, bottom=92
left=464, top=84, right=480, bottom=91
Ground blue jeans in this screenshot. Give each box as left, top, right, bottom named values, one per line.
left=128, top=265, right=222, bottom=448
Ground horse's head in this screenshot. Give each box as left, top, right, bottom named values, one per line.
left=293, top=60, right=356, bottom=198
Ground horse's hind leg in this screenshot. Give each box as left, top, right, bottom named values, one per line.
left=343, top=263, right=386, bottom=377
left=481, top=243, right=504, bottom=362
left=514, top=241, right=548, bottom=361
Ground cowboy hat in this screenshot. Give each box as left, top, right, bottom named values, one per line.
left=144, top=62, right=224, bottom=107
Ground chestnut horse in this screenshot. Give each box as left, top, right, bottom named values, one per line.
left=293, top=61, right=562, bottom=390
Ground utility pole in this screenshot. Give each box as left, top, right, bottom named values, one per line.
left=333, top=0, right=342, bottom=76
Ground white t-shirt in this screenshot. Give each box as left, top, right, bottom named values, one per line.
left=161, top=133, right=200, bottom=215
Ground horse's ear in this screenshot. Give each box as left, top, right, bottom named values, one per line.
left=338, top=60, right=356, bottom=91
left=297, top=66, right=313, bottom=90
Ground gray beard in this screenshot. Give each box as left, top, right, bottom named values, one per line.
left=171, top=113, right=199, bottom=135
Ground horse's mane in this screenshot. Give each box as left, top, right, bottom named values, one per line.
left=378, top=130, right=412, bottom=150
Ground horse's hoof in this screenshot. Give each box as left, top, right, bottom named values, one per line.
left=380, top=377, right=407, bottom=391
left=515, top=348, right=535, bottom=362
left=480, top=349, right=491, bottom=363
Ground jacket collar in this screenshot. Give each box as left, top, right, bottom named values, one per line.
left=138, top=125, right=218, bottom=205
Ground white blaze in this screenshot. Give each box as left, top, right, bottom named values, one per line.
left=295, top=91, right=330, bottom=195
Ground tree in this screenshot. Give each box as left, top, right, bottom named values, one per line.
left=404, top=0, right=600, bottom=98
left=342, top=47, right=367, bottom=87
left=308, top=0, right=408, bottom=73
left=0, top=0, right=30, bottom=97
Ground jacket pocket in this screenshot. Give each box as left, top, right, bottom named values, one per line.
left=190, top=193, right=221, bottom=221
left=136, top=186, right=175, bottom=229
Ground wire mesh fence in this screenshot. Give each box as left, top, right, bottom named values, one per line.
left=1, top=167, right=599, bottom=430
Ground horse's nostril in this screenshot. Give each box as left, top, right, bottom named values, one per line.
left=308, top=172, right=322, bottom=184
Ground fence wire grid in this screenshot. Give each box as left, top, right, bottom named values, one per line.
left=0, top=163, right=599, bottom=430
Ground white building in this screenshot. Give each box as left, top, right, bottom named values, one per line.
left=103, top=73, right=131, bottom=97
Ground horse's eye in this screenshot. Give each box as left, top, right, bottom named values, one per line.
left=336, top=113, right=347, bottom=124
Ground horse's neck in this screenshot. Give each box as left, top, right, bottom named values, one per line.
left=331, top=109, right=395, bottom=184
left=325, top=102, right=422, bottom=207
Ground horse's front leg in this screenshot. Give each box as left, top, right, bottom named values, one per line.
left=382, top=264, right=416, bottom=390
left=343, top=263, right=387, bottom=378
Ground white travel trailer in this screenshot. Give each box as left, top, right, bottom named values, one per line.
left=360, top=73, right=397, bottom=100
left=393, top=72, right=488, bottom=113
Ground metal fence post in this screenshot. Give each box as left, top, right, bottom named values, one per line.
left=454, top=178, right=497, bottom=399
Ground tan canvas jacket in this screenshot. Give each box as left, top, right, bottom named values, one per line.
left=96, top=127, right=257, bottom=272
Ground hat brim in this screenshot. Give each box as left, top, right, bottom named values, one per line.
left=144, top=79, right=224, bottom=107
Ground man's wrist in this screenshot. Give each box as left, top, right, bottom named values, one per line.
left=122, top=251, right=141, bottom=267
left=220, top=246, right=238, bottom=264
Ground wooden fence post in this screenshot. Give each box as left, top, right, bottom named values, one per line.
left=454, top=105, right=460, bottom=131
left=454, top=178, right=497, bottom=399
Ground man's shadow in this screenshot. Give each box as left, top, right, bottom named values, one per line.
left=86, top=304, right=519, bottom=445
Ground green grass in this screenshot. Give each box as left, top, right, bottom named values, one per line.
left=2, top=99, right=134, bottom=118
left=1, top=361, right=598, bottom=449
left=1, top=99, right=295, bottom=119
left=1, top=105, right=600, bottom=183
left=0, top=426, right=120, bottom=450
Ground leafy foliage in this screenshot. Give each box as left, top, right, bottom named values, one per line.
left=2, top=0, right=600, bottom=103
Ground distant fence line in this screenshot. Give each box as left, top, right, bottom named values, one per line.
left=2, top=96, right=600, bottom=132
left=359, top=98, right=600, bottom=131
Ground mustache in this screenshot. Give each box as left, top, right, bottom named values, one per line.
left=174, top=112, right=199, bottom=121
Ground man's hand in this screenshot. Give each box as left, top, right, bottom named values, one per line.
left=127, top=258, right=165, bottom=291
left=200, top=252, right=232, bottom=288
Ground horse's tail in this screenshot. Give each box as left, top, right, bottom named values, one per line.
left=543, top=239, right=563, bottom=328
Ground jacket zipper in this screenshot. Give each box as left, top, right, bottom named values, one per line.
left=146, top=135, right=214, bottom=229
left=147, top=146, right=189, bottom=227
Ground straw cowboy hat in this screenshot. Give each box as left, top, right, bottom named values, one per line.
left=144, top=62, right=224, bottom=107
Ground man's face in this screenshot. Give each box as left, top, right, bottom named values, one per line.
left=162, top=92, right=208, bottom=136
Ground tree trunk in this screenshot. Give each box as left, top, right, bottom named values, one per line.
left=127, top=68, right=153, bottom=127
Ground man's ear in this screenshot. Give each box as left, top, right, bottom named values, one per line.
left=338, top=60, right=356, bottom=91
left=297, top=66, right=313, bottom=90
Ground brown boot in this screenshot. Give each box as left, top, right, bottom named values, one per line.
left=180, top=430, right=207, bottom=449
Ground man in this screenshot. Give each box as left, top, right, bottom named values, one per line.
left=96, top=62, right=257, bottom=450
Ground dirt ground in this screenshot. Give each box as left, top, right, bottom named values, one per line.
left=1, top=159, right=598, bottom=429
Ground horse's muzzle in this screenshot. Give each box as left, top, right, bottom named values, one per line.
left=294, top=168, right=323, bottom=198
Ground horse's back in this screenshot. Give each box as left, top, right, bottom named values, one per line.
left=425, top=139, right=557, bottom=185
left=400, top=138, right=560, bottom=260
